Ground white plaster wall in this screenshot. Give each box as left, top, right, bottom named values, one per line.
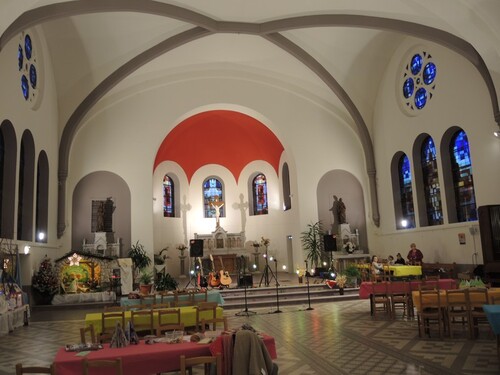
left=0, top=26, right=62, bottom=283
left=68, top=72, right=366, bottom=274
left=372, top=37, right=499, bottom=265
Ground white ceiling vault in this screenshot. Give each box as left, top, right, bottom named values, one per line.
left=1, top=0, right=499, bottom=234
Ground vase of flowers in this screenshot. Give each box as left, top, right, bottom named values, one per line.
left=336, top=274, right=347, bottom=295
left=343, top=241, right=356, bottom=254
left=176, top=244, right=187, bottom=257
left=260, top=237, right=270, bottom=247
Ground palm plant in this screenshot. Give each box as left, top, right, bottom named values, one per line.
left=301, top=221, right=324, bottom=268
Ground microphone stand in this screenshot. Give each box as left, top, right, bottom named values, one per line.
left=305, top=260, right=314, bottom=311
left=272, top=259, right=282, bottom=313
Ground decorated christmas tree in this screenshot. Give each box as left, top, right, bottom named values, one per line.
left=32, top=257, right=59, bottom=298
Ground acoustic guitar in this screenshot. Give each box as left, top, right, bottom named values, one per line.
left=208, top=254, right=220, bottom=288
left=197, top=257, right=208, bottom=288
left=218, top=257, right=232, bottom=287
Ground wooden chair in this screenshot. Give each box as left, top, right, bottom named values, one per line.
left=15, top=364, right=54, bottom=375
left=100, top=311, right=125, bottom=342
left=417, top=287, right=444, bottom=338
left=151, top=303, right=170, bottom=310
left=468, top=287, right=489, bottom=338
left=200, top=317, right=228, bottom=333
left=83, top=358, right=123, bottom=375
left=445, top=288, right=470, bottom=338
left=370, top=281, right=391, bottom=318
left=179, top=354, right=221, bottom=375
left=131, top=308, right=154, bottom=336
left=196, top=302, right=218, bottom=331
left=156, top=308, right=184, bottom=336
left=388, top=281, right=411, bottom=319
left=173, top=290, right=196, bottom=307
left=80, top=324, right=96, bottom=344
left=104, top=305, right=125, bottom=312
left=382, top=265, right=392, bottom=281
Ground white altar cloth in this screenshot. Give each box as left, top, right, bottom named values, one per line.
left=52, top=291, right=116, bottom=305
left=0, top=305, right=29, bottom=336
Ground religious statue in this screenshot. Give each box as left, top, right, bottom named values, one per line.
left=338, top=198, right=347, bottom=224
left=210, top=196, right=225, bottom=228
left=330, top=195, right=347, bottom=228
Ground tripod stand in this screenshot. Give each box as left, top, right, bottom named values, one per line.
left=184, top=257, right=198, bottom=289
left=327, top=250, right=337, bottom=279
left=272, top=259, right=282, bottom=313
left=259, top=247, right=278, bottom=287
left=235, top=255, right=257, bottom=316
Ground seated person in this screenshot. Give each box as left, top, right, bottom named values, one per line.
left=388, top=255, right=395, bottom=265
left=371, top=255, right=384, bottom=275
left=394, top=253, right=406, bottom=265
left=407, top=243, right=424, bottom=265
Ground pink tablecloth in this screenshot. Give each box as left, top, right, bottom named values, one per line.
left=54, top=335, right=276, bottom=375
left=358, top=278, right=457, bottom=299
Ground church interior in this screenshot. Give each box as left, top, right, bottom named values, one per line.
left=1, top=1, right=500, bottom=374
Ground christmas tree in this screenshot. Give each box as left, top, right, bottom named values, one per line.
left=32, top=257, right=59, bottom=296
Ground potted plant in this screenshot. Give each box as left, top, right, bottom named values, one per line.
left=155, top=273, right=179, bottom=292
left=138, top=270, right=153, bottom=295
left=301, top=221, right=324, bottom=268
left=344, top=263, right=361, bottom=287
left=128, top=241, right=152, bottom=285
left=336, top=274, right=347, bottom=295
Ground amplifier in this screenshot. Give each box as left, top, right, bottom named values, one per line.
left=238, top=274, right=253, bottom=287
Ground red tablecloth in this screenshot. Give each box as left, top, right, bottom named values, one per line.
left=358, top=278, right=457, bottom=299
left=54, top=335, right=276, bottom=375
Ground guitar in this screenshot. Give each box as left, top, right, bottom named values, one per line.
left=208, top=254, right=220, bottom=288
left=197, top=257, right=208, bottom=288
left=218, top=257, right=232, bottom=287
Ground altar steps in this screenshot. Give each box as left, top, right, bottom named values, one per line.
left=218, top=283, right=359, bottom=310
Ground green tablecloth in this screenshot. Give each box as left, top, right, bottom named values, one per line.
left=119, top=290, right=224, bottom=307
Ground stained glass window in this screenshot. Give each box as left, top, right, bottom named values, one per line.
left=450, top=130, right=477, bottom=222
left=18, top=32, right=40, bottom=105
left=401, top=50, right=436, bottom=113
left=163, top=175, right=174, bottom=217
left=252, top=174, right=268, bottom=215
left=203, top=178, right=224, bottom=218
left=421, top=136, right=443, bottom=226
left=398, top=154, right=415, bottom=228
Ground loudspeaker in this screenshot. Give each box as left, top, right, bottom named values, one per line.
left=479, top=205, right=500, bottom=263
left=189, top=239, right=204, bottom=257
left=323, top=234, right=337, bottom=252
left=238, top=274, right=253, bottom=287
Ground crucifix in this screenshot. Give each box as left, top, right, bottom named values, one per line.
left=210, top=196, right=225, bottom=228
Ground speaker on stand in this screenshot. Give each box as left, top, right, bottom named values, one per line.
left=324, top=234, right=337, bottom=277
left=185, top=239, right=204, bottom=288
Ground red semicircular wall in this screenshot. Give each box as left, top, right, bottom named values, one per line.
left=153, top=110, right=284, bottom=183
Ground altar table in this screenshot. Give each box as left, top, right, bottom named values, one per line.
left=357, top=264, right=422, bottom=278
left=85, top=306, right=224, bottom=333
left=0, top=305, right=29, bottom=336
left=120, top=290, right=224, bottom=308
left=53, top=334, right=276, bottom=375
left=358, top=278, right=456, bottom=299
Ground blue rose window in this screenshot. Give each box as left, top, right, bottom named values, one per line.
left=401, top=50, right=436, bottom=112
left=18, top=32, right=39, bottom=103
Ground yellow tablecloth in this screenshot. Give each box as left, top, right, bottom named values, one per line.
left=86, top=306, right=223, bottom=333
left=389, top=265, right=422, bottom=277
left=412, top=288, right=500, bottom=312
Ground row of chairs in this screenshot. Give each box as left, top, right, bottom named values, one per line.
left=417, top=287, right=495, bottom=339
left=90, top=302, right=226, bottom=342
left=16, top=355, right=221, bottom=375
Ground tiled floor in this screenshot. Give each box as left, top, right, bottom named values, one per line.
left=1, top=297, right=499, bottom=375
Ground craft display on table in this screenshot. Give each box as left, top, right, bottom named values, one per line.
left=110, top=322, right=128, bottom=348
left=65, top=343, right=103, bottom=352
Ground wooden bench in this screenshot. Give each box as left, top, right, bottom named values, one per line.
left=421, top=262, right=457, bottom=279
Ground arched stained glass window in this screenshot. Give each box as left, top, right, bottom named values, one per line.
left=421, top=136, right=443, bottom=226
left=252, top=174, right=268, bottom=215
left=203, top=178, right=224, bottom=218
left=398, top=154, right=415, bottom=228
left=450, top=130, right=477, bottom=222
left=282, top=163, right=291, bottom=211
left=163, top=175, right=174, bottom=217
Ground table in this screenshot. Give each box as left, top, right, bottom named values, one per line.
left=484, top=304, right=500, bottom=358
left=358, top=279, right=456, bottom=299
left=52, top=291, right=116, bottom=305
left=0, top=305, right=29, bottom=336
left=53, top=334, right=276, bottom=375
left=411, top=288, right=500, bottom=312
left=120, top=290, right=224, bottom=308
left=357, top=264, right=422, bottom=278
left=85, top=306, right=224, bottom=333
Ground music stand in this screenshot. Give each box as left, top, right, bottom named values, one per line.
left=304, top=260, right=314, bottom=311
left=272, top=259, right=282, bottom=313
left=259, top=247, right=278, bottom=287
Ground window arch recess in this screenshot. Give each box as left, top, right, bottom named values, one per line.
left=440, top=126, right=477, bottom=223
left=390, top=151, right=415, bottom=230
left=203, top=177, right=224, bottom=218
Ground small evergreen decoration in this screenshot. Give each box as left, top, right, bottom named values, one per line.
left=32, top=257, right=59, bottom=296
